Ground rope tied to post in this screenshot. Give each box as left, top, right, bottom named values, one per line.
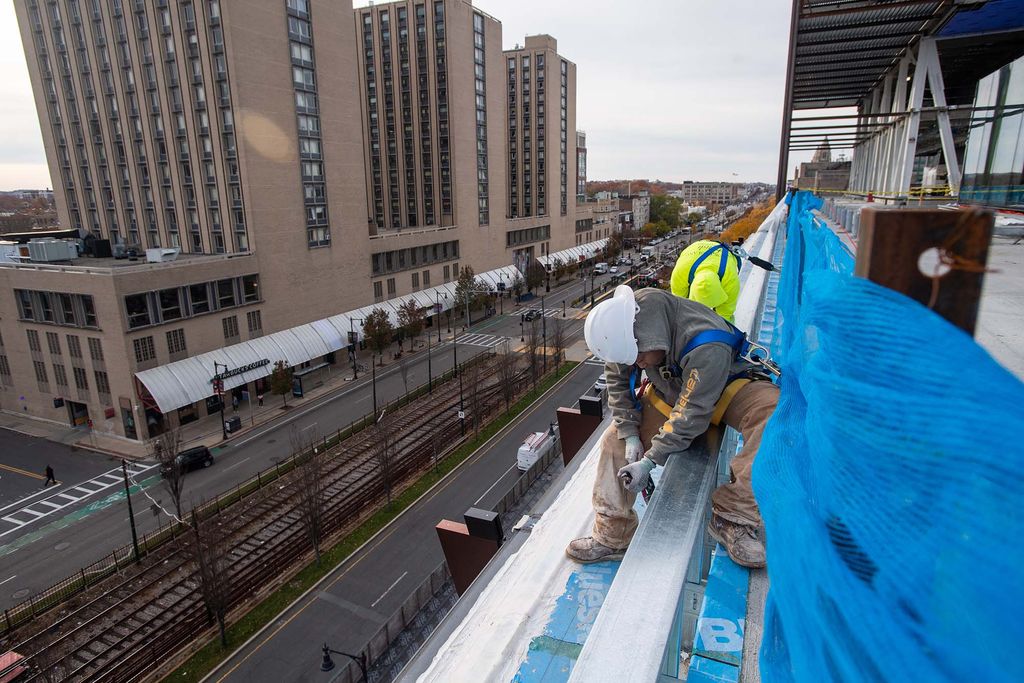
left=926, top=208, right=1000, bottom=310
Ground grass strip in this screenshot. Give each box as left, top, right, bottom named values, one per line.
left=167, top=361, right=578, bottom=682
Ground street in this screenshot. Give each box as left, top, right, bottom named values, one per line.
left=209, top=359, right=604, bottom=682
left=0, top=264, right=628, bottom=611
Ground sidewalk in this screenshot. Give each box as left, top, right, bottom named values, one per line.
left=0, top=317, right=496, bottom=461
left=0, top=280, right=593, bottom=461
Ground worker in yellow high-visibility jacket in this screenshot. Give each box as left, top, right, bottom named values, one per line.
left=670, top=239, right=742, bottom=322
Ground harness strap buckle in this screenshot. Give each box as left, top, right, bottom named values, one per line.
left=739, top=340, right=782, bottom=378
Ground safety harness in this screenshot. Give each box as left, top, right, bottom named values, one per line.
left=629, top=322, right=780, bottom=425
left=687, top=242, right=742, bottom=289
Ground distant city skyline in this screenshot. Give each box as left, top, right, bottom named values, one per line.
left=0, top=0, right=810, bottom=191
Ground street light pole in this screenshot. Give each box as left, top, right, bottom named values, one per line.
left=371, top=359, right=377, bottom=416
left=427, top=336, right=432, bottom=394
left=349, top=318, right=359, bottom=380
left=321, top=644, right=367, bottom=680
left=453, top=324, right=464, bottom=435
left=213, top=361, right=228, bottom=440
left=121, top=459, right=140, bottom=563
left=541, top=295, right=547, bottom=374
left=435, top=292, right=444, bottom=343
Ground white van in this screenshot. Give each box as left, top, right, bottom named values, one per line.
left=593, top=262, right=609, bottom=274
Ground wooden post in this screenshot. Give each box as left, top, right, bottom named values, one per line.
left=856, top=208, right=993, bottom=335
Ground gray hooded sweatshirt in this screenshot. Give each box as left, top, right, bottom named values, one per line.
left=605, top=288, right=751, bottom=465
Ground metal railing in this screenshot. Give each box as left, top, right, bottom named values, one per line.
left=570, top=433, right=721, bottom=682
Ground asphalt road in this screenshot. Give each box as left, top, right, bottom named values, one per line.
left=0, top=262, right=630, bottom=611
left=0, top=431, right=119, bottom=509
left=209, top=360, right=604, bottom=682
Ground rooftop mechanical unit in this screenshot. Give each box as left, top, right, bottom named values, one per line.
left=25, top=239, right=77, bottom=263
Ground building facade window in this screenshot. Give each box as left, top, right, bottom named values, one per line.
left=124, top=274, right=259, bottom=330
left=473, top=13, right=488, bottom=226
left=73, top=366, right=89, bottom=391
left=53, top=363, right=69, bottom=388
left=95, top=370, right=111, bottom=397
left=133, top=336, right=156, bottom=363
left=506, top=225, right=551, bottom=247
left=370, top=239, right=459, bottom=276
left=434, top=1, right=451, bottom=216
left=373, top=280, right=383, bottom=302
left=415, top=3, right=434, bottom=225
left=560, top=59, right=568, bottom=215
left=222, top=314, right=239, bottom=341
left=33, top=360, right=49, bottom=388
left=15, top=290, right=98, bottom=328
left=287, top=0, right=330, bottom=247
left=166, top=327, right=187, bottom=355
left=247, top=309, right=262, bottom=335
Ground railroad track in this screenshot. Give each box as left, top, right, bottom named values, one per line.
left=10, top=354, right=538, bottom=681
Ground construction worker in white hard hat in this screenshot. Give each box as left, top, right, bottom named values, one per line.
left=566, top=285, right=780, bottom=568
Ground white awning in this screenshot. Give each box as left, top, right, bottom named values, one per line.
left=134, top=264, right=522, bottom=414
left=537, top=238, right=609, bottom=268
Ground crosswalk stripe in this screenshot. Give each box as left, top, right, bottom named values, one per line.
left=0, top=461, right=159, bottom=539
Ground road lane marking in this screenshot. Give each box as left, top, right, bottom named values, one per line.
left=0, top=486, right=63, bottom=515
left=222, top=457, right=251, bottom=472
left=370, top=571, right=408, bottom=608
left=0, top=463, right=46, bottom=480
left=474, top=463, right=520, bottom=507
left=0, top=462, right=158, bottom=538
left=0, top=575, right=15, bottom=586
left=213, top=524, right=401, bottom=682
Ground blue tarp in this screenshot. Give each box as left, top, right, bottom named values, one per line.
left=754, top=192, right=1024, bottom=682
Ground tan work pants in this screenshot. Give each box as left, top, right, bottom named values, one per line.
left=591, top=380, right=779, bottom=549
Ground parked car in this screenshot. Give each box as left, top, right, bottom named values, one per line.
left=609, top=265, right=619, bottom=274
left=594, top=373, right=608, bottom=394
left=524, top=308, right=542, bottom=321
left=160, top=445, right=214, bottom=476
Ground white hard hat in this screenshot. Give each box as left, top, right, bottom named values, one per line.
left=584, top=285, right=639, bottom=365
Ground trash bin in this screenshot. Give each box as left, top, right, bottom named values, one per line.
left=225, top=415, right=242, bottom=433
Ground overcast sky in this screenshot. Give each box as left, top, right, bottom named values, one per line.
left=0, top=0, right=806, bottom=191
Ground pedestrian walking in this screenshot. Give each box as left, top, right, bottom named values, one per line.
left=43, top=464, right=57, bottom=487
left=257, top=392, right=264, bottom=407
left=232, top=394, right=240, bottom=412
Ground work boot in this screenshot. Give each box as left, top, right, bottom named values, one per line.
left=565, top=536, right=625, bottom=563
left=706, top=515, right=766, bottom=569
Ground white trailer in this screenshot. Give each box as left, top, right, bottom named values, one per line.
left=516, top=429, right=557, bottom=472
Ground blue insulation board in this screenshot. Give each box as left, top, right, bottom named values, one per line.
left=692, top=546, right=749, bottom=669
left=690, top=654, right=741, bottom=683
left=511, top=470, right=660, bottom=682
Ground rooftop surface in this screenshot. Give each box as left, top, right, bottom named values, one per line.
left=976, top=235, right=1024, bottom=380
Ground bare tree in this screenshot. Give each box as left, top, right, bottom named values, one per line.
left=526, top=318, right=542, bottom=393
left=152, top=426, right=185, bottom=520
left=550, top=318, right=567, bottom=373
left=464, top=359, right=483, bottom=435
left=398, top=354, right=412, bottom=395
left=372, top=412, right=395, bottom=508
left=495, top=342, right=520, bottom=413
left=291, top=426, right=326, bottom=565
left=191, top=511, right=231, bottom=647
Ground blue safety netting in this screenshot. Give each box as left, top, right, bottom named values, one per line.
left=753, top=191, right=1024, bottom=682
